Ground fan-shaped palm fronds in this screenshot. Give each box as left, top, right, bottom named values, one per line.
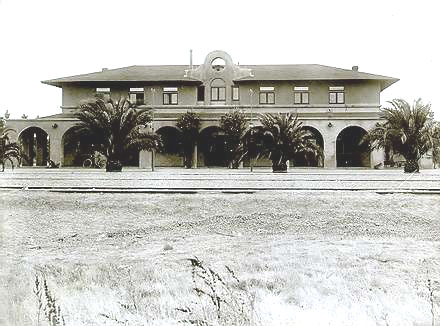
left=176, top=111, right=201, bottom=168
left=69, top=97, right=161, bottom=171
left=365, top=99, right=434, bottom=172
left=254, top=112, right=323, bottom=172
left=220, top=110, right=247, bottom=169
left=0, top=120, right=21, bottom=171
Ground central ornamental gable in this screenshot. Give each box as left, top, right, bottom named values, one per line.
left=184, top=50, right=253, bottom=86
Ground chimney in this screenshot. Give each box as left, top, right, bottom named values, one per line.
left=190, top=49, right=193, bottom=69
left=102, top=68, right=108, bottom=72
left=352, top=65, right=359, bottom=71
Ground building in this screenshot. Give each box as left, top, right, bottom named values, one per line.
left=6, top=50, right=401, bottom=169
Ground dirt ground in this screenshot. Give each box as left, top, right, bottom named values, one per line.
left=0, top=170, right=439, bottom=325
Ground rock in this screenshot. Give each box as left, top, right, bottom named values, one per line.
left=163, top=243, right=173, bottom=251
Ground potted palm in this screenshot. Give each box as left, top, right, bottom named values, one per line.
left=70, top=97, right=160, bottom=172
left=256, top=112, right=323, bottom=172
left=365, top=99, right=435, bottom=173
left=220, top=110, right=247, bottom=169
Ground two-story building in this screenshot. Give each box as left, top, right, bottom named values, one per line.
left=6, top=50, right=399, bottom=169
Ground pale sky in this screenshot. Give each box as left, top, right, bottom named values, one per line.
left=0, top=0, right=439, bottom=119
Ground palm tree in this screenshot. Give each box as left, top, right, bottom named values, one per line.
left=0, top=119, right=21, bottom=171
left=176, top=111, right=200, bottom=168
left=366, top=99, right=434, bottom=173
left=70, top=97, right=160, bottom=171
left=255, top=112, right=323, bottom=172
left=431, top=122, right=440, bottom=168
left=220, top=110, right=247, bottom=169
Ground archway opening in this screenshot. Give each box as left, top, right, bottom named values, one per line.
left=156, top=126, right=184, bottom=167
left=241, top=126, right=267, bottom=167
left=294, top=126, right=324, bottom=167
left=19, top=127, right=49, bottom=167
left=62, top=128, right=94, bottom=167
left=336, top=126, right=370, bottom=167
left=199, top=126, right=228, bottom=167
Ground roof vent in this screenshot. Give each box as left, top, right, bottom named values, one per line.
left=102, top=68, right=108, bottom=72
left=352, top=66, right=359, bottom=71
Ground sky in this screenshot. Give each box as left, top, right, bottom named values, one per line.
left=0, top=0, right=439, bottom=119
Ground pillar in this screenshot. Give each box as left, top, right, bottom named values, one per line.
left=139, top=150, right=152, bottom=169
left=192, top=143, right=198, bottom=168
left=370, top=149, right=385, bottom=168
left=324, top=141, right=336, bottom=168
left=49, top=136, right=62, bottom=166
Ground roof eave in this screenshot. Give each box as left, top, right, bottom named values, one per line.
left=41, top=79, right=202, bottom=88
left=380, top=78, right=400, bottom=91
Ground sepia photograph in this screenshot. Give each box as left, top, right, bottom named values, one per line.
left=0, top=0, right=439, bottom=325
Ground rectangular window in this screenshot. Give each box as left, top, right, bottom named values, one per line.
left=129, top=87, right=144, bottom=105
left=294, top=86, right=309, bottom=104
left=163, top=87, right=178, bottom=105
left=211, top=87, right=226, bottom=101
left=259, top=92, right=275, bottom=104
left=197, top=86, right=205, bottom=102
left=329, top=86, right=345, bottom=104
left=232, top=86, right=239, bottom=101
left=96, top=87, right=110, bottom=101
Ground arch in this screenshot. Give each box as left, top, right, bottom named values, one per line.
left=156, top=126, right=184, bottom=167
left=199, top=126, right=228, bottom=167
left=336, top=126, right=370, bottom=167
left=17, top=125, right=51, bottom=140
left=61, top=127, right=94, bottom=167
left=241, top=126, right=271, bottom=167
left=203, top=50, right=234, bottom=67
left=210, top=78, right=226, bottom=87
left=294, top=126, right=324, bottom=167
left=18, top=127, right=50, bottom=167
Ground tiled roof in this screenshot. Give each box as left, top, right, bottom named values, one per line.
left=236, top=64, right=398, bottom=90
left=42, top=64, right=398, bottom=90
left=38, top=113, right=77, bottom=119
left=42, top=65, right=201, bottom=87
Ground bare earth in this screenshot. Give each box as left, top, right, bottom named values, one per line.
left=0, top=169, right=439, bottom=326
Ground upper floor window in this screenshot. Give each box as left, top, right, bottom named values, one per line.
left=163, top=87, right=178, bottom=105
left=129, top=87, right=144, bottom=105
left=211, top=87, right=226, bottom=101
left=96, top=87, right=110, bottom=101
left=294, top=86, right=309, bottom=104
left=197, top=86, right=205, bottom=102
left=329, top=86, right=344, bottom=104
left=211, top=78, right=226, bottom=102
left=232, top=86, right=239, bottom=101
left=259, top=86, right=275, bottom=104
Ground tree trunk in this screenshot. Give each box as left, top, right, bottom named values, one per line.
left=106, top=160, right=122, bottom=172
left=404, top=159, right=419, bottom=173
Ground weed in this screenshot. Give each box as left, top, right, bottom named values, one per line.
left=33, top=275, right=43, bottom=326
left=427, top=277, right=439, bottom=326
left=179, top=257, right=259, bottom=325
left=33, top=274, right=66, bottom=326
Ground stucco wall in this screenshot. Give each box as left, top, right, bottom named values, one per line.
left=61, top=80, right=381, bottom=109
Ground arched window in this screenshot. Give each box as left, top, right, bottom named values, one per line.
left=211, top=78, right=226, bottom=102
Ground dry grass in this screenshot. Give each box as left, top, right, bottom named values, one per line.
left=1, top=190, right=439, bottom=325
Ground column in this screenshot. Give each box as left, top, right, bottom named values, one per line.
left=324, top=140, right=336, bottom=168
left=49, top=136, right=62, bottom=166
left=139, top=150, right=152, bottom=169
left=192, top=143, right=198, bottom=168
left=370, top=148, right=385, bottom=168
